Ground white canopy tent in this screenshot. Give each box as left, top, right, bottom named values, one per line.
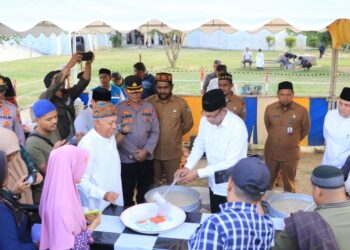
left=1, top=0, right=350, bottom=108
left=1, top=0, right=349, bottom=34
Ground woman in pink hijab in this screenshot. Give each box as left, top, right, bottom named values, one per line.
left=39, top=145, right=100, bottom=250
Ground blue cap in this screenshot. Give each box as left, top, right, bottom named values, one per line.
left=229, top=157, right=271, bottom=196
left=32, top=99, right=56, bottom=119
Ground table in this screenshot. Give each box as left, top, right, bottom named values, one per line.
left=91, top=205, right=212, bottom=250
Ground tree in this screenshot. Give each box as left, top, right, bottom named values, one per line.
left=265, top=36, right=275, bottom=50
left=307, top=36, right=318, bottom=48
left=160, top=30, right=185, bottom=68
left=109, top=32, right=122, bottom=48
left=0, top=34, right=20, bottom=46
left=318, top=31, right=332, bottom=47
left=285, top=36, right=297, bottom=50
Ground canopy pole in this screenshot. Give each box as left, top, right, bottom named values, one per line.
left=328, top=48, right=339, bottom=110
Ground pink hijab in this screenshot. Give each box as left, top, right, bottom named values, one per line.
left=39, top=145, right=89, bottom=250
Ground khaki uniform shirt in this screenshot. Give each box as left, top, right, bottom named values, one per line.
left=264, top=101, right=310, bottom=161
left=147, top=94, right=194, bottom=160
left=226, top=92, right=246, bottom=120
left=0, top=100, right=25, bottom=145
left=274, top=201, right=350, bottom=250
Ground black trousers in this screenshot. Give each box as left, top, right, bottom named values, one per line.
left=121, top=160, right=154, bottom=207
left=209, top=188, right=227, bottom=213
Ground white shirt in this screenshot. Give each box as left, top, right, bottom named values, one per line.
left=74, top=107, right=93, bottom=134
left=78, top=129, right=124, bottom=211
left=346, top=177, right=350, bottom=194
left=185, top=111, right=248, bottom=196
left=206, top=78, right=218, bottom=92
left=322, top=109, right=350, bottom=168
left=243, top=50, right=253, bottom=60
left=206, top=78, right=237, bottom=94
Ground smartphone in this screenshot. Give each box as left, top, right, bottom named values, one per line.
left=84, top=209, right=100, bottom=216
left=80, top=51, right=93, bottom=61
left=24, top=171, right=38, bottom=185
left=214, top=169, right=230, bottom=184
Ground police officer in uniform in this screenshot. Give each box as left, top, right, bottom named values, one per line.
left=0, top=76, right=25, bottom=145
left=147, top=72, right=194, bottom=185
left=217, top=72, right=246, bottom=120
left=116, top=75, right=159, bottom=206
left=264, top=81, right=310, bottom=192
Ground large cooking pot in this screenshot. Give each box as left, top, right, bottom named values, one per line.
left=145, top=185, right=201, bottom=212
left=267, top=192, right=314, bottom=218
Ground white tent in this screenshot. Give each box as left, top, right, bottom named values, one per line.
left=1, top=0, right=350, bottom=34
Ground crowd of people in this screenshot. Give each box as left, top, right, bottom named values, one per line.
left=0, top=51, right=349, bottom=249
left=240, top=47, right=316, bottom=71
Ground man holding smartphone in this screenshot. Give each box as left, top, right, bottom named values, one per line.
left=176, top=89, right=248, bottom=213
left=40, top=52, right=93, bottom=139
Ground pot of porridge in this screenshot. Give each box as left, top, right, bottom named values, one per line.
left=268, top=193, right=315, bottom=218
left=145, top=186, right=201, bottom=212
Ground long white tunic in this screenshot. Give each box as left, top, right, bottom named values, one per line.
left=78, top=129, right=124, bottom=211
left=255, top=52, right=264, bottom=68
left=185, top=111, right=248, bottom=196
left=322, top=109, right=350, bottom=169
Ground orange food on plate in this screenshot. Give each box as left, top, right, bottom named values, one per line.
left=150, top=216, right=166, bottom=224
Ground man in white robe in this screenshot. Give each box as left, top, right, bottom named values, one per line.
left=78, top=102, right=123, bottom=211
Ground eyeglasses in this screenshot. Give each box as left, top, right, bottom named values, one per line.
left=202, top=108, right=223, bottom=119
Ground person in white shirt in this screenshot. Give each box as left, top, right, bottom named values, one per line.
left=176, top=89, right=248, bottom=213
left=255, top=49, right=264, bottom=69
left=74, top=88, right=111, bottom=134
left=206, top=64, right=227, bottom=92
left=322, top=87, right=350, bottom=169
left=242, top=47, right=253, bottom=68
left=78, top=102, right=124, bottom=211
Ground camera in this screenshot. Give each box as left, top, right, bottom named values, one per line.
left=24, top=170, right=38, bottom=185
left=79, top=51, right=94, bottom=61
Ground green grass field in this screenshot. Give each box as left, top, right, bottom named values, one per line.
left=0, top=47, right=349, bottom=108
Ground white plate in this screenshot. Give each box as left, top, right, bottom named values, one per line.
left=120, top=203, right=186, bottom=234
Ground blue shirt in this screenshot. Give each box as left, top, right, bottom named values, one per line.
left=93, top=86, right=124, bottom=105
left=111, top=82, right=128, bottom=101
left=189, top=202, right=274, bottom=250
left=0, top=202, right=36, bottom=250
left=141, top=73, right=156, bottom=99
